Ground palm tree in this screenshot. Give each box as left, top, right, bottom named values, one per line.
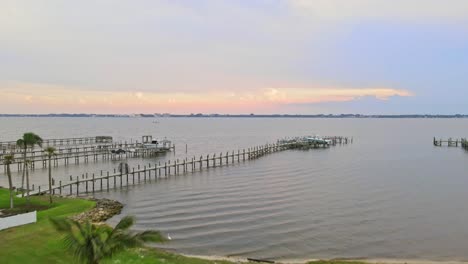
left=51, top=215, right=166, bottom=264
left=17, top=132, right=43, bottom=199
left=3, top=154, right=15, bottom=208
left=45, top=146, right=56, bottom=204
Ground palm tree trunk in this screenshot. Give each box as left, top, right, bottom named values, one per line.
left=48, top=156, right=53, bottom=204
left=7, top=164, right=14, bottom=209
left=21, top=147, right=26, bottom=197
left=26, top=163, right=30, bottom=204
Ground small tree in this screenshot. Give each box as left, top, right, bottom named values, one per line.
left=45, top=147, right=56, bottom=204
left=51, top=215, right=166, bottom=264
left=4, top=154, right=15, bottom=208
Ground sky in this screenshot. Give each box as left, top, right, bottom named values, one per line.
left=1, top=0, right=468, bottom=114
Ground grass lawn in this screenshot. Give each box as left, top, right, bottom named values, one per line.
left=0, top=188, right=365, bottom=264
left=0, top=189, right=95, bottom=263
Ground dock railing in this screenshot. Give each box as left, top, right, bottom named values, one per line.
left=21, top=136, right=352, bottom=197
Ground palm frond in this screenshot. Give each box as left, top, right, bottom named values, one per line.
left=134, top=230, right=167, bottom=243
left=16, top=139, right=25, bottom=147
left=114, top=216, right=135, bottom=231
left=45, top=146, right=56, bottom=156
left=3, top=154, right=14, bottom=165
left=21, top=132, right=43, bottom=148
left=34, top=133, right=43, bottom=147
left=52, top=215, right=165, bottom=264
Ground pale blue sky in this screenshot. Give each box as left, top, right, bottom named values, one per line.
left=1, top=0, right=467, bottom=114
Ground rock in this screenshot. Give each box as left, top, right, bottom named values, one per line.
left=70, top=198, right=123, bottom=223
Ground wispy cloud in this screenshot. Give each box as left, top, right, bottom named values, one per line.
left=261, top=88, right=412, bottom=103
left=288, top=0, right=468, bottom=22
left=0, top=81, right=413, bottom=114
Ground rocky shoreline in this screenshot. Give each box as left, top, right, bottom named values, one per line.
left=71, top=198, right=123, bottom=223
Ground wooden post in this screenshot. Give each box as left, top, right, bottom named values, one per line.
left=138, top=167, right=141, bottom=182
left=168, top=160, right=171, bottom=175
left=120, top=171, right=123, bottom=188
left=76, top=176, right=80, bottom=195
left=148, top=164, right=151, bottom=180
left=154, top=163, right=158, bottom=179
left=92, top=173, right=95, bottom=194
left=106, top=171, right=110, bottom=191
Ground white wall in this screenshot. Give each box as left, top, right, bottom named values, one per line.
left=0, top=211, right=37, bottom=230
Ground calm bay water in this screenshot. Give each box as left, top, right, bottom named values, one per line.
left=1, top=117, right=468, bottom=261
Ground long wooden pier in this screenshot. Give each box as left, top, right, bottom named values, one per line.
left=23, top=136, right=352, bottom=197
left=433, top=137, right=468, bottom=149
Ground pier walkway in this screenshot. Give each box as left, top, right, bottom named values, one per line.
left=0, top=136, right=113, bottom=151
left=1, top=142, right=173, bottom=172
left=20, top=136, right=351, bottom=197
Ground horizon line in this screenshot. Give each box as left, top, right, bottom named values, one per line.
left=1, top=113, right=468, bottom=118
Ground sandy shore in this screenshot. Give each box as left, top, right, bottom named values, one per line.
left=355, top=260, right=468, bottom=264
left=182, top=254, right=468, bottom=264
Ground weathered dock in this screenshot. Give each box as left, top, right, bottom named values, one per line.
left=433, top=137, right=468, bottom=149
left=0, top=136, right=113, bottom=150
left=1, top=136, right=175, bottom=172
left=22, top=136, right=352, bottom=197
left=1, top=142, right=174, bottom=172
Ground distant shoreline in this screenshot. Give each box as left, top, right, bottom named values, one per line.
left=0, top=114, right=468, bottom=118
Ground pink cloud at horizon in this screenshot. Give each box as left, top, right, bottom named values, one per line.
left=0, top=82, right=413, bottom=114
